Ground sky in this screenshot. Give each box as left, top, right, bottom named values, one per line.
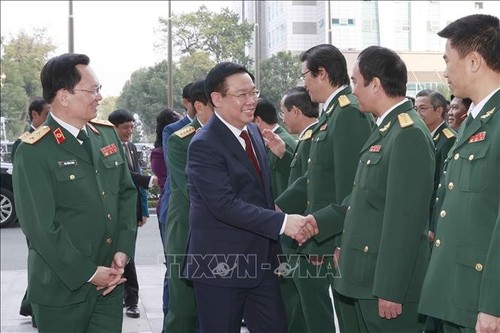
left=1, top=1, right=232, bottom=97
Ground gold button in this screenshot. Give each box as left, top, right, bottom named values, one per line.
left=454, top=153, right=459, bottom=160
left=448, top=182, right=454, bottom=190
left=366, top=159, right=371, bottom=165
left=440, top=210, right=446, bottom=218
left=69, top=175, right=75, bottom=180
left=475, top=263, right=483, bottom=272
left=363, top=246, right=369, bottom=253
left=469, top=155, right=474, bottom=161
left=107, top=213, right=112, bottom=220
left=435, top=239, right=441, bottom=247
left=106, top=237, right=112, bottom=244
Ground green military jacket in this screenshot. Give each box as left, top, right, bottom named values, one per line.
left=334, top=101, right=435, bottom=303
left=419, top=90, right=500, bottom=328
left=276, top=86, right=374, bottom=256
left=268, top=125, right=297, bottom=199
left=165, top=118, right=201, bottom=256
left=429, top=122, right=456, bottom=233
left=13, top=114, right=137, bottom=306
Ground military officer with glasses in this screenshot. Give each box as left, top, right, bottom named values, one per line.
left=275, top=44, right=374, bottom=333
left=13, top=53, right=137, bottom=333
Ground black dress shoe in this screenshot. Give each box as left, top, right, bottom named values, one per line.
left=126, top=305, right=140, bottom=318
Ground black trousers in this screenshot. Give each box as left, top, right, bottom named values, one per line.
left=123, top=258, right=139, bottom=307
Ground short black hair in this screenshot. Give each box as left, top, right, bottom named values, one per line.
left=204, top=62, right=255, bottom=106
left=254, top=97, right=278, bottom=125
left=28, top=97, right=48, bottom=121
left=450, top=94, right=473, bottom=110
left=300, top=44, right=350, bottom=87
left=40, top=53, right=90, bottom=104
left=357, top=46, right=407, bottom=97
left=283, top=86, right=319, bottom=118
left=108, top=109, right=135, bottom=126
left=189, top=79, right=209, bottom=106
left=182, top=82, right=193, bottom=100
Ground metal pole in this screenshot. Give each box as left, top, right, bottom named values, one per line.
left=254, top=1, right=260, bottom=89
left=167, top=0, right=173, bottom=108
left=68, top=0, right=74, bottom=52
left=327, top=0, right=332, bottom=44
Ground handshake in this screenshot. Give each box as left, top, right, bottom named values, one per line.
left=284, top=214, right=319, bottom=246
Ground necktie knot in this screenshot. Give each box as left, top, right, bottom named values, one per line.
left=77, top=129, right=89, bottom=142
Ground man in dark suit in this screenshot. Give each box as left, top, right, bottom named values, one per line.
left=419, top=14, right=500, bottom=333
left=334, top=46, right=435, bottom=333
left=184, top=62, right=318, bottom=333
left=13, top=53, right=137, bottom=332
left=108, top=109, right=158, bottom=319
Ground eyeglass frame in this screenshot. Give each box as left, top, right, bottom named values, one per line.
left=73, top=84, right=102, bottom=97
left=298, top=70, right=311, bottom=81
left=224, top=89, right=261, bottom=102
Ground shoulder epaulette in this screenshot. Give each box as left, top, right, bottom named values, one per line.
left=398, top=113, right=414, bottom=128
left=442, top=128, right=455, bottom=139
left=17, top=131, right=31, bottom=141
left=300, top=129, right=312, bottom=141
left=174, top=125, right=196, bottom=138
left=90, top=118, right=114, bottom=127
left=338, top=95, right=351, bottom=107
left=20, top=125, right=50, bottom=144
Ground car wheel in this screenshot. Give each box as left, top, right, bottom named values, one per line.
left=0, top=187, right=16, bottom=227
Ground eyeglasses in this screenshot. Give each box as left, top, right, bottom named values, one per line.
left=298, top=70, right=311, bottom=81
left=414, top=105, right=434, bottom=112
left=225, top=90, right=260, bottom=102
left=74, top=84, right=102, bottom=97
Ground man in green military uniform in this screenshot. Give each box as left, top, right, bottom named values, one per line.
left=253, top=97, right=296, bottom=199
left=415, top=89, right=457, bottom=243
left=263, top=86, right=319, bottom=332
left=334, top=46, right=435, bottom=333
left=275, top=44, right=374, bottom=333
left=164, top=79, right=214, bottom=333
left=13, top=53, right=137, bottom=333
left=419, top=14, right=500, bottom=333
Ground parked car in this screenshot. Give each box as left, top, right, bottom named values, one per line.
left=0, top=162, right=16, bottom=227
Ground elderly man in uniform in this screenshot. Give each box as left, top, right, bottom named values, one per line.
left=13, top=53, right=137, bottom=333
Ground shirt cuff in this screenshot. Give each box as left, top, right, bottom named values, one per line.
left=87, top=268, right=98, bottom=282
left=279, top=214, right=288, bottom=235
left=148, top=176, right=154, bottom=188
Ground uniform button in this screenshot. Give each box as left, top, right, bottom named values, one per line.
left=443, top=170, right=447, bottom=174
left=106, top=237, right=112, bottom=244
left=438, top=183, right=442, bottom=189
left=347, top=206, right=351, bottom=211
left=107, top=213, right=112, bottom=220
left=440, top=210, right=446, bottom=218
left=115, top=161, right=119, bottom=166
left=101, top=191, right=106, bottom=196
left=448, top=182, right=454, bottom=190
left=366, top=159, right=371, bottom=165
left=307, top=200, right=310, bottom=206
left=454, top=153, right=459, bottom=160
left=95, top=169, right=98, bottom=174
left=469, top=155, right=474, bottom=161
left=363, top=246, right=369, bottom=253
left=307, top=179, right=310, bottom=184
left=308, top=158, right=311, bottom=163
left=435, top=239, right=441, bottom=247
left=435, top=197, right=439, bottom=203
left=342, top=229, right=345, bottom=234
left=475, top=263, right=483, bottom=272
left=69, top=174, right=75, bottom=180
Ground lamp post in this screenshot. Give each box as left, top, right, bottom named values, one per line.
left=68, top=0, right=74, bottom=53
left=167, top=0, right=173, bottom=108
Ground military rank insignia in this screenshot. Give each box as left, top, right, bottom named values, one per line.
left=320, top=124, right=328, bottom=131
left=87, top=123, right=100, bottom=135
left=398, top=113, right=414, bottom=128
left=53, top=128, right=66, bottom=144
left=338, top=95, right=351, bottom=107
left=100, top=143, right=118, bottom=157
left=480, top=108, right=496, bottom=120
left=379, top=122, right=391, bottom=133
left=442, top=128, right=455, bottom=139
left=469, top=131, right=486, bottom=143
left=21, top=125, right=50, bottom=144
left=369, top=145, right=382, bottom=152
left=175, top=126, right=196, bottom=138
left=301, top=129, right=312, bottom=140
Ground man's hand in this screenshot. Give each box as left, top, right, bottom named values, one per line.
left=378, top=298, right=402, bottom=319
left=427, top=230, right=435, bottom=242
left=112, top=251, right=129, bottom=269
left=90, top=266, right=126, bottom=296
left=151, top=175, right=159, bottom=187
left=139, top=216, right=147, bottom=227
left=476, top=312, right=500, bottom=333
left=333, top=247, right=341, bottom=269
left=284, top=214, right=319, bottom=245
left=262, top=129, right=286, bottom=159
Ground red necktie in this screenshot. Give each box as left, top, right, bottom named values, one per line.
left=240, top=130, right=262, bottom=179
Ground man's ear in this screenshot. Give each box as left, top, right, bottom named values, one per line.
left=468, top=51, right=482, bottom=73
left=56, top=89, right=70, bottom=107
left=211, top=92, right=222, bottom=108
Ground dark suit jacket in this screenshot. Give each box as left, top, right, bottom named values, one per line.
left=184, top=115, right=286, bottom=288
left=123, top=141, right=150, bottom=222
left=13, top=114, right=137, bottom=306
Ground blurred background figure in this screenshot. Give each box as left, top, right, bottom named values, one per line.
left=447, top=94, right=472, bottom=131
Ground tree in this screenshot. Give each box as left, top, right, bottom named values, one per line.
left=259, top=51, right=302, bottom=107
left=157, top=5, right=254, bottom=66
left=1, top=28, right=56, bottom=140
